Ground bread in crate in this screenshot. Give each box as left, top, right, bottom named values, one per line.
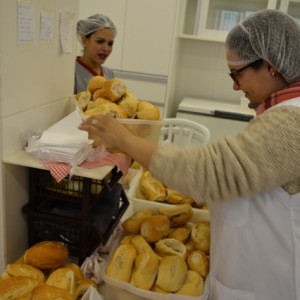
left=103, top=201, right=210, bottom=299
left=126, top=168, right=209, bottom=211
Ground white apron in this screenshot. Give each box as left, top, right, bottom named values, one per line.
left=206, top=98, right=300, bottom=300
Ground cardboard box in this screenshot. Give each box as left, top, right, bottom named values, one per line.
left=102, top=199, right=210, bottom=300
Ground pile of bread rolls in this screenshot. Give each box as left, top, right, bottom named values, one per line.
left=105, top=204, right=210, bottom=297
left=133, top=169, right=208, bottom=210
left=0, top=241, right=96, bottom=299
left=75, top=76, right=160, bottom=121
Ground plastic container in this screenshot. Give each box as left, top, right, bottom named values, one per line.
left=118, top=118, right=164, bottom=145
left=102, top=199, right=210, bottom=300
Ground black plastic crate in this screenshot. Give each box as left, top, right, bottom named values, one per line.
left=24, top=168, right=129, bottom=264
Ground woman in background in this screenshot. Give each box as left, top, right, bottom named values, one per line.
left=79, top=9, right=300, bottom=300
left=74, top=14, right=116, bottom=94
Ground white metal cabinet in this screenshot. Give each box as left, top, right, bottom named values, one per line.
left=122, top=0, right=177, bottom=76
left=180, top=0, right=285, bottom=42
left=277, top=0, right=300, bottom=22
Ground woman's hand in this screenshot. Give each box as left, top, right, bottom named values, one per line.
left=79, top=115, right=157, bottom=169
left=79, top=115, right=132, bottom=150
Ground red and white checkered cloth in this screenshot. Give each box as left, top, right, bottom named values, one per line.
left=44, top=152, right=132, bottom=182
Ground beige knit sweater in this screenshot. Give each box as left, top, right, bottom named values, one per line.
left=149, top=106, right=300, bottom=205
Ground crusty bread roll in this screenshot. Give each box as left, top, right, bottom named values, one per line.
left=168, top=227, right=191, bottom=243
left=130, top=235, right=161, bottom=261
left=87, top=75, right=106, bottom=94
left=117, top=92, right=139, bottom=118
left=151, top=284, right=169, bottom=294
left=106, top=244, right=137, bottom=282
left=46, top=267, right=75, bottom=295
left=176, top=270, right=204, bottom=296
left=138, top=171, right=166, bottom=202
left=5, top=263, right=45, bottom=284
left=154, top=238, right=187, bottom=259
left=187, top=250, right=209, bottom=277
left=86, top=97, right=110, bottom=110
left=73, top=278, right=96, bottom=299
left=84, top=100, right=128, bottom=118
left=63, top=262, right=84, bottom=281
left=24, top=241, right=68, bottom=270
left=158, top=204, right=193, bottom=228
left=0, top=276, right=40, bottom=299
left=122, top=209, right=153, bottom=234
left=100, top=78, right=127, bottom=101
left=191, top=221, right=210, bottom=254
left=165, top=188, right=194, bottom=205
left=30, top=284, right=73, bottom=300
left=119, top=235, right=135, bottom=245
left=184, top=238, right=196, bottom=258
left=136, top=101, right=160, bottom=120
left=130, top=252, right=159, bottom=290
left=75, top=90, right=92, bottom=111
left=156, top=255, right=188, bottom=292
left=140, top=215, right=170, bottom=243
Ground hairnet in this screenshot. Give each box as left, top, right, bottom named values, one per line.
left=225, top=9, right=300, bottom=84
left=77, top=14, right=117, bottom=40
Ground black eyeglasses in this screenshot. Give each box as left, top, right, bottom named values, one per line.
left=229, top=59, right=263, bottom=86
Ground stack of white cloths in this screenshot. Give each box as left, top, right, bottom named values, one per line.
left=26, top=110, right=93, bottom=166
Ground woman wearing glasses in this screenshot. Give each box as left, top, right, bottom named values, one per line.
left=74, top=14, right=116, bottom=94
left=79, top=9, right=300, bottom=300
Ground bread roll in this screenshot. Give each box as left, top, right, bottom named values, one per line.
left=73, top=278, right=96, bottom=299
left=130, top=235, right=161, bottom=261
left=187, top=250, right=209, bottom=277
left=119, top=235, right=135, bottom=245
left=63, top=262, right=84, bottom=281
left=87, top=75, right=106, bottom=94
left=168, top=227, right=191, bottom=243
left=122, top=209, right=153, bottom=234
left=75, top=90, right=92, bottom=111
left=106, top=244, right=137, bottom=282
left=151, top=284, right=169, bottom=294
left=191, top=221, right=210, bottom=254
left=130, top=252, right=159, bottom=290
left=30, top=284, right=73, bottom=300
left=100, top=78, right=127, bottom=101
left=139, top=171, right=166, bottom=202
left=184, top=238, right=196, bottom=257
left=84, top=100, right=128, bottom=118
left=137, top=101, right=160, bottom=120
left=117, top=92, right=139, bottom=118
left=156, top=255, right=188, bottom=292
left=154, top=238, right=187, bottom=259
left=176, top=270, right=204, bottom=296
left=165, top=188, right=194, bottom=205
left=5, top=263, right=45, bottom=284
left=0, top=276, right=40, bottom=300
left=158, top=204, right=193, bottom=228
left=45, top=267, right=75, bottom=295
left=24, top=241, right=68, bottom=270
left=140, top=215, right=170, bottom=243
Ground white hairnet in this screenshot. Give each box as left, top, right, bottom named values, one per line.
left=77, top=14, right=117, bottom=40
left=225, top=9, right=300, bottom=84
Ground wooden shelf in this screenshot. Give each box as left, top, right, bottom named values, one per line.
left=3, top=150, right=115, bottom=181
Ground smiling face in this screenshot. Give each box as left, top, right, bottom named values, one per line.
left=226, top=50, right=288, bottom=107
left=81, top=27, right=115, bottom=70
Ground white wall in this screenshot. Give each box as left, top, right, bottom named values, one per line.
left=0, top=0, right=79, bottom=270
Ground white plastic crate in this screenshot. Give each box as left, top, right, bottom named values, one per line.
left=103, top=199, right=210, bottom=300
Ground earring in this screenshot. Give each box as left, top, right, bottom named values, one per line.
left=272, top=71, right=277, bottom=77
